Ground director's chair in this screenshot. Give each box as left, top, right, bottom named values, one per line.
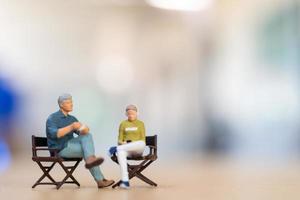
left=31, top=135, right=82, bottom=189
left=111, top=135, right=158, bottom=188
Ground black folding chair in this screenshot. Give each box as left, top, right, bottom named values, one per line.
left=31, top=135, right=82, bottom=189
left=111, top=135, right=158, bottom=188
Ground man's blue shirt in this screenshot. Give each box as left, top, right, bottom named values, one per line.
left=46, top=110, right=78, bottom=150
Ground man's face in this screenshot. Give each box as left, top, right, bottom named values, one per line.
left=60, top=99, right=73, bottom=113
left=127, top=110, right=137, bottom=121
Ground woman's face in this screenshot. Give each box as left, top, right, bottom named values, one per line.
left=126, top=110, right=137, bottom=121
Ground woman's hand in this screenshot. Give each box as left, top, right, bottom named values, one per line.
left=118, top=141, right=127, bottom=145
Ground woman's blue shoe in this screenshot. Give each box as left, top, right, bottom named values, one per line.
left=119, top=181, right=130, bottom=189
left=108, top=146, right=117, bottom=157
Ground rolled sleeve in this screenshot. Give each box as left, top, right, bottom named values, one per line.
left=46, top=118, right=58, bottom=139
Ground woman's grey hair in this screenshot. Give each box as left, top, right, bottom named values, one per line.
left=126, top=104, right=137, bottom=112
left=58, top=93, right=72, bottom=106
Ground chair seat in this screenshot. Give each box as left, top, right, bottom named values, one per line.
left=127, top=156, right=144, bottom=160
left=32, top=156, right=60, bottom=162
left=61, top=157, right=83, bottom=161
left=111, top=154, right=156, bottom=161
left=128, top=155, right=156, bottom=160
left=32, top=156, right=82, bottom=162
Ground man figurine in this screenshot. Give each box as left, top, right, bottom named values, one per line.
left=46, top=93, right=114, bottom=188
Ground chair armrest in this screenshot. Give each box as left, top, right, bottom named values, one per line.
left=145, top=145, right=155, bottom=155
left=146, top=144, right=158, bottom=159
left=35, top=147, right=57, bottom=150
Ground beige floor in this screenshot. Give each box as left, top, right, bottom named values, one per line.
left=1, top=155, right=300, bottom=200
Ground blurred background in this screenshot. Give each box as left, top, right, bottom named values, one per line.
left=0, top=0, right=300, bottom=179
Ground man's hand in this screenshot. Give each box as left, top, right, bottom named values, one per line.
left=79, top=124, right=90, bottom=135
left=72, top=122, right=90, bottom=135
left=57, top=122, right=81, bottom=138
left=72, top=122, right=82, bottom=131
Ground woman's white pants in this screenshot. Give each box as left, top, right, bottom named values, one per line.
left=116, top=141, right=146, bottom=182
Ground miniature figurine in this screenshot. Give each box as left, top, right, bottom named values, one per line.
left=46, top=94, right=114, bottom=188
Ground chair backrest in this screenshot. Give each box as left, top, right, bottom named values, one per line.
left=32, top=135, right=48, bottom=148
left=146, top=135, right=157, bottom=147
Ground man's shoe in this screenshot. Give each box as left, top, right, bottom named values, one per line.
left=97, top=179, right=115, bottom=188
left=85, top=156, right=104, bottom=169
left=119, top=181, right=130, bottom=189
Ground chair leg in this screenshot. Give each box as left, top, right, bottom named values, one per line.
left=135, top=172, right=157, bottom=186
left=32, top=161, right=57, bottom=188
left=133, top=160, right=153, bottom=174
left=113, top=160, right=158, bottom=188
left=56, top=160, right=81, bottom=189
left=128, top=160, right=157, bottom=186
left=127, top=160, right=148, bottom=178
left=68, top=175, right=81, bottom=186
left=112, top=180, right=121, bottom=188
